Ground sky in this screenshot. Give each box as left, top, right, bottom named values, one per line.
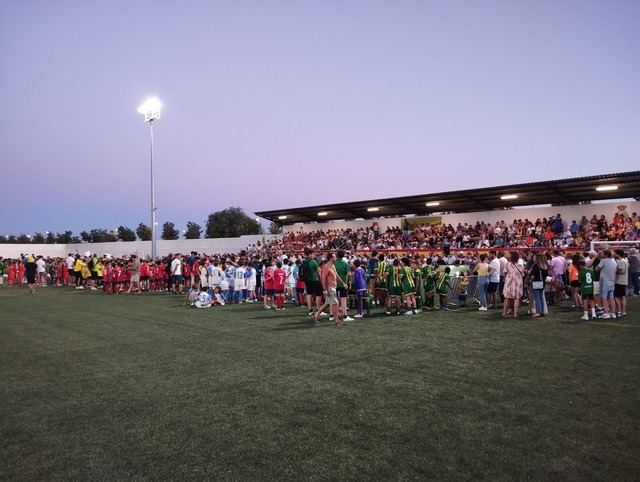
left=1, top=0, right=638, bottom=236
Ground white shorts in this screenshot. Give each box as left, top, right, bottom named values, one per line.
left=593, top=282, right=600, bottom=296
left=246, top=282, right=256, bottom=291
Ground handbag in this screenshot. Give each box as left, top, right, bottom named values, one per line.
left=532, top=281, right=544, bottom=290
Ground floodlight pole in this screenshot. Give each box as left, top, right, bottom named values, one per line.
left=149, top=120, right=157, bottom=260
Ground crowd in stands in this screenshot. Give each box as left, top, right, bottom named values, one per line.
left=256, top=211, right=640, bottom=254
left=1, top=211, right=638, bottom=324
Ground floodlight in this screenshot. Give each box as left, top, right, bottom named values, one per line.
left=137, top=97, right=162, bottom=122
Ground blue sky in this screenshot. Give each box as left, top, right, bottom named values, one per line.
left=1, top=0, right=638, bottom=235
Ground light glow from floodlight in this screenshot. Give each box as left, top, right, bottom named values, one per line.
left=596, top=185, right=618, bottom=192
left=426, top=201, right=440, bottom=207
left=137, top=97, right=162, bottom=122
left=367, top=207, right=379, bottom=212
left=500, top=194, right=518, bottom=200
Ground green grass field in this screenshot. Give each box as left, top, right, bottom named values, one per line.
left=1, top=287, right=639, bottom=481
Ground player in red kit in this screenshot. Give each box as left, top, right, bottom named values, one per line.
left=273, top=260, right=287, bottom=310
left=263, top=259, right=275, bottom=310
left=102, top=261, right=112, bottom=294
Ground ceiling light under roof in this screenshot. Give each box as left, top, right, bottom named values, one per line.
left=318, top=211, right=328, bottom=216
left=367, top=207, right=379, bottom=212
left=425, top=201, right=440, bottom=207
left=500, top=194, right=518, bottom=200
left=596, top=185, right=618, bottom=192
left=278, top=215, right=287, bottom=220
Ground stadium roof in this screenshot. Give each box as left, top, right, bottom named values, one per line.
left=256, top=171, right=640, bottom=225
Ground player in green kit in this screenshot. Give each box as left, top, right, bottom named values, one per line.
left=386, top=259, right=403, bottom=315
left=422, top=263, right=436, bottom=309
left=374, top=254, right=388, bottom=310
left=436, top=266, right=451, bottom=311
left=578, top=260, right=596, bottom=320
left=334, top=250, right=353, bottom=321
left=400, top=258, right=417, bottom=315
left=412, top=259, right=423, bottom=313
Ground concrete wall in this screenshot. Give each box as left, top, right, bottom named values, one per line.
left=0, top=234, right=281, bottom=259
left=283, top=200, right=640, bottom=233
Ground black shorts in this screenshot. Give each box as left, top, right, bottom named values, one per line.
left=26, top=274, right=36, bottom=284
left=91, top=272, right=99, bottom=280
left=274, top=290, right=284, bottom=295
left=306, top=280, right=324, bottom=297
left=337, top=286, right=348, bottom=298
left=582, top=294, right=594, bottom=301
left=487, top=282, right=499, bottom=293
left=265, top=288, right=274, bottom=296
left=570, top=280, right=580, bottom=288
left=614, top=284, right=627, bottom=298
left=141, top=276, right=149, bottom=281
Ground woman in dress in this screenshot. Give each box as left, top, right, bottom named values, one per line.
left=529, top=253, right=548, bottom=317
left=503, top=251, right=524, bottom=318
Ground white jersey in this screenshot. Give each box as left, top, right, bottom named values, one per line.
left=208, top=266, right=224, bottom=286
left=66, top=256, right=75, bottom=270
left=234, top=267, right=246, bottom=290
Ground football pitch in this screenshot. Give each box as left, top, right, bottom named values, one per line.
left=1, top=288, right=639, bottom=481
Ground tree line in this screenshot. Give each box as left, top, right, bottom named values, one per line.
left=1, top=207, right=282, bottom=244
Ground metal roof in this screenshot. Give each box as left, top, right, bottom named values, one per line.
left=255, top=171, right=640, bottom=225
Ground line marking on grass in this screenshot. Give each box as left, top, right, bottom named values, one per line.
left=586, top=321, right=640, bottom=328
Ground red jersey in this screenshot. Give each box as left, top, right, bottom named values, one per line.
left=114, top=267, right=124, bottom=283
left=263, top=267, right=274, bottom=289
left=103, top=266, right=112, bottom=282
left=140, top=263, right=150, bottom=277
left=183, top=263, right=192, bottom=278
left=154, top=265, right=164, bottom=280
left=273, top=268, right=286, bottom=291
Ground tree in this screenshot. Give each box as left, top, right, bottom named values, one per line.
left=32, top=232, right=45, bottom=244
left=56, top=231, right=73, bottom=244
left=117, top=226, right=136, bottom=242
left=184, top=222, right=202, bottom=239
left=205, top=207, right=262, bottom=238
left=45, top=232, right=56, bottom=244
left=268, top=222, right=283, bottom=235
left=161, top=222, right=179, bottom=240
left=16, top=234, right=31, bottom=244
left=136, top=223, right=152, bottom=241
left=70, top=236, right=81, bottom=244
left=80, top=231, right=91, bottom=243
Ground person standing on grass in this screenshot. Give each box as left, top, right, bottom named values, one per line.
left=303, top=248, right=323, bottom=317
left=474, top=253, right=490, bottom=311
left=487, top=251, right=501, bottom=309
left=502, top=251, right=524, bottom=318
left=25, top=255, right=38, bottom=294
left=352, top=259, right=367, bottom=318
left=335, top=250, right=353, bottom=321
left=628, top=248, right=640, bottom=296
left=436, top=266, right=451, bottom=310
left=171, top=254, right=184, bottom=294
left=596, top=250, right=617, bottom=319
left=578, top=260, right=596, bottom=321
left=614, top=249, right=628, bottom=317
left=314, top=253, right=345, bottom=326
left=127, top=255, right=141, bottom=294
left=529, top=253, right=548, bottom=317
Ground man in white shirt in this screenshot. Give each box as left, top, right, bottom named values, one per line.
left=596, top=250, right=617, bottom=319
left=487, top=251, right=501, bottom=309
left=36, top=256, right=46, bottom=286
left=614, top=249, right=628, bottom=316
left=66, top=254, right=75, bottom=286
left=170, top=255, right=183, bottom=294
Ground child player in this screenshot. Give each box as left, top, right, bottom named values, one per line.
left=578, top=260, right=596, bottom=320
left=273, top=261, right=287, bottom=310
left=458, top=272, right=469, bottom=308
left=102, top=261, right=112, bottom=294
left=400, top=257, right=417, bottom=315
left=436, top=266, right=451, bottom=310
left=386, top=259, right=403, bottom=315
left=352, top=260, right=367, bottom=318
left=263, top=259, right=275, bottom=310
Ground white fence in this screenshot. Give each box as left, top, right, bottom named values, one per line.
left=0, top=234, right=281, bottom=259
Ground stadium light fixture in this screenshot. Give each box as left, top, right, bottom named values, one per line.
left=318, top=212, right=328, bottom=216
left=596, top=185, right=618, bottom=192
left=278, top=215, right=287, bottom=220
left=500, top=194, right=518, bottom=200
left=425, top=201, right=440, bottom=207
left=367, top=207, right=379, bottom=212
left=137, top=96, right=162, bottom=260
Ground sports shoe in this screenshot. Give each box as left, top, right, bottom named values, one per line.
left=581, top=314, right=589, bottom=321
left=319, top=312, right=329, bottom=317
left=414, top=309, right=422, bottom=313
left=478, top=306, right=487, bottom=311
left=404, top=311, right=414, bottom=316
left=353, top=314, right=364, bottom=318
left=611, top=313, right=617, bottom=319
left=385, top=310, right=392, bottom=315
left=308, top=311, right=314, bottom=316
left=329, top=316, right=335, bottom=322
left=600, top=313, right=611, bottom=319
left=344, top=316, right=354, bottom=321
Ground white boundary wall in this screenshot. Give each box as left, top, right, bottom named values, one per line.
left=0, top=234, right=280, bottom=259
left=283, top=200, right=640, bottom=234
